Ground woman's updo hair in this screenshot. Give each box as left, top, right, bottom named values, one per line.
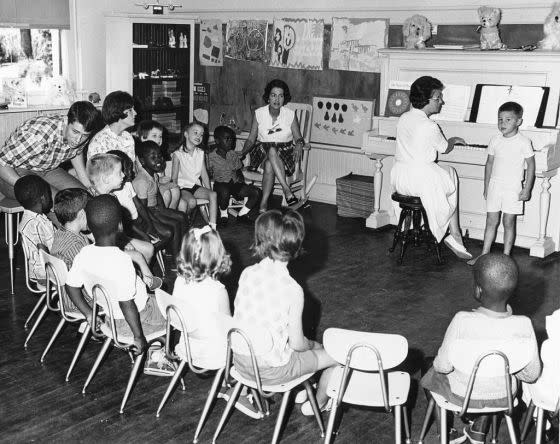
left=262, top=79, right=291, bottom=105
left=409, top=76, right=444, bottom=109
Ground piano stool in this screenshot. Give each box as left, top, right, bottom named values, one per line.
left=389, top=192, right=443, bottom=265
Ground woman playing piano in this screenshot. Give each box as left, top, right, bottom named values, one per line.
left=391, top=76, right=472, bottom=259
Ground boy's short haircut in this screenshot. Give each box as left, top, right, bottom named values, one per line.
left=54, top=188, right=91, bottom=225
left=137, top=120, right=164, bottom=139
left=498, top=101, right=523, bottom=118
left=136, top=140, right=160, bottom=159
left=85, top=194, right=122, bottom=240
left=253, top=209, right=305, bottom=261
left=86, top=153, right=122, bottom=188
left=474, top=253, right=518, bottom=301
left=102, top=91, right=135, bottom=125
left=213, top=125, right=235, bottom=140
left=14, top=174, right=51, bottom=210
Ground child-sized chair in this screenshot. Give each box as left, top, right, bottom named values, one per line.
left=39, top=251, right=90, bottom=382
left=417, top=339, right=534, bottom=444
left=21, top=238, right=47, bottom=348
left=521, top=396, right=559, bottom=444
left=154, top=289, right=233, bottom=443
left=322, top=328, right=412, bottom=444
left=212, top=326, right=325, bottom=444
left=82, top=283, right=166, bottom=413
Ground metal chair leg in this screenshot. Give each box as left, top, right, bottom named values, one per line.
left=66, top=325, right=90, bottom=381
left=193, top=368, right=224, bottom=443
left=271, top=390, right=292, bottom=444
left=120, top=352, right=145, bottom=414
left=504, top=414, right=518, bottom=444
left=324, top=401, right=339, bottom=444
left=250, top=387, right=266, bottom=416
left=24, top=303, right=48, bottom=348
left=535, top=408, right=544, bottom=444
left=491, top=414, right=499, bottom=443
left=155, top=250, right=165, bottom=276
left=521, top=401, right=535, bottom=441
left=403, top=405, right=412, bottom=444
left=418, top=398, right=436, bottom=444
left=303, top=380, right=325, bottom=437
left=156, top=360, right=187, bottom=417
left=82, top=337, right=112, bottom=393
left=40, top=318, right=66, bottom=362
left=212, top=381, right=243, bottom=443
left=440, top=406, right=448, bottom=444
left=24, top=293, right=46, bottom=328
left=395, top=404, right=402, bottom=444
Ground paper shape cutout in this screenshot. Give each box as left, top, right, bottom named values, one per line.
left=200, top=19, right=223, bottom=66
left=311, top=97, right=375, bottom=148
left=329, top=17, right=388, bottom=73
left=270, top=19, right=323, bottom=70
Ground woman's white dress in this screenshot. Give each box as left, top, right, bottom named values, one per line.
left=390, top=108, right=457, bottom=242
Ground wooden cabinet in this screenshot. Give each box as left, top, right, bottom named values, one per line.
left=105, top=14, right=195, bottom=139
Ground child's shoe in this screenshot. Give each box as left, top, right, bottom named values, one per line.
left=143, top=275, right=163, bottom=292
left=144, top=344, right=175, bottom=377
left=218, top=386, right=262, bottom=419
left=301, top=398, right=333, bottom=416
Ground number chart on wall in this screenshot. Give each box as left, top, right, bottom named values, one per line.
left=311, top=97, right=374, bottom=148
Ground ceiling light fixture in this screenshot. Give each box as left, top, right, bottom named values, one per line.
left=135, top=0, right=182, bottom=12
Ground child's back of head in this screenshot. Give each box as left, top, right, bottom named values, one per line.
left=54, top=188, right=91, bottom=228
left=474, top=253, right=518, bottom=307
left=14, top=174, right=52, bottom=213
left=85, top=194, right=122, bottom=242
left=253, top=209, right=305, bottom=262
left=177, top=226, right=231, bottom=283
left=107, top=149, right=135, bottom=182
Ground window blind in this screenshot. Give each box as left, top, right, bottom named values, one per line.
left=0, top=0, right=70, bottom=29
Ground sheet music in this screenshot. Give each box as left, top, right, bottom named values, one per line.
left=474, top=85, right=547, bottom=128
left=431, top=84, right=471, bottom=122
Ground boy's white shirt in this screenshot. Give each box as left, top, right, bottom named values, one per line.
left=487, top=132, right=534, bottom=188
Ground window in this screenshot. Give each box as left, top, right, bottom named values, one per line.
left=0, top=27, right=64, bottom=106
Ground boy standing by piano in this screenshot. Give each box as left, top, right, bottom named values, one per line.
left=468, top=102, right=535, bottom=265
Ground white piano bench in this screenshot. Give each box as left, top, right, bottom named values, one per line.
left=389, top=192, right=443, bottom=265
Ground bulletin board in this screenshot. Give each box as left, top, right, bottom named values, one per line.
left=311, top=97, right=375, bottom=148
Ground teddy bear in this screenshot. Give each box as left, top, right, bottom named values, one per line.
left=477, top=6, right=506, bottom=50
left=539, top=3, right=560, bottom=50
left=46, top=76, right=75, bottom=107
left=403, top=15, right=432, bottom=49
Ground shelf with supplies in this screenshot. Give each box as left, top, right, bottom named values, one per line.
left=106, top=14, right=194, bottom=134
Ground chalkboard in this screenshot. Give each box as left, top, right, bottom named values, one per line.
left=195, top=23, right=380, bottom=132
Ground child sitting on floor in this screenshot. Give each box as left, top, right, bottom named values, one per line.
left=421, top=253, right=541, bottom=443
left=14, top=175, right=55, bottom=283
left=233, top=209, right=338, bottom=416
left=207, top=125, right=261, bottom=226
left=65, top=194, right=171, bottom=371
left=134, top=141, right=187, bottom=258
left=86, top=153, right=161, bottom=290
left=171, top=122, right=218, bottom=228
left=137, top=119, right=181, bottom=209
left=468, top=102, right=535, bottom=265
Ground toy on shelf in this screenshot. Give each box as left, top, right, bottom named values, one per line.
left=539, top=3, right=560, bottom=50
left=477, top=6, right=506, bottom=50
left=403, top=15, right=432, bottom=49
left=46, top=76, right=75, bottom=107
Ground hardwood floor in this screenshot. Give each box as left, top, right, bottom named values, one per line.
left=1, top=202, right=556, bottom=443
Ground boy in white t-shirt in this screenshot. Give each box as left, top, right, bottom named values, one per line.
left=468, top=102, right=535, bottom=265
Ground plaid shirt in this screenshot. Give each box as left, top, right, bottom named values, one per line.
left=207, top=147, right=244, bottom=183
left=0, top=115, right=83, bottom=172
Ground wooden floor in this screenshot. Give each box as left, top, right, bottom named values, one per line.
left=1, top=202, right=557, bottom=443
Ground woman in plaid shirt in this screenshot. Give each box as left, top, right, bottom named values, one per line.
left=0, top=101, right=102, bottom=199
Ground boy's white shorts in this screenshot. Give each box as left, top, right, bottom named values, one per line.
left=486, top=180, right=523, bottom=215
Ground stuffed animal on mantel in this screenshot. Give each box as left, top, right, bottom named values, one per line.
left=46, top=76, right=76, bottom=107
left=403, top=15, right=432, bottom=49
left=539, top=3, right=560, bottom=50
left=477, top=6, right=506, bottom=50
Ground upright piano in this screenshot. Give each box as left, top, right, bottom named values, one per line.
left=361, top=49, right=560, bottom=257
